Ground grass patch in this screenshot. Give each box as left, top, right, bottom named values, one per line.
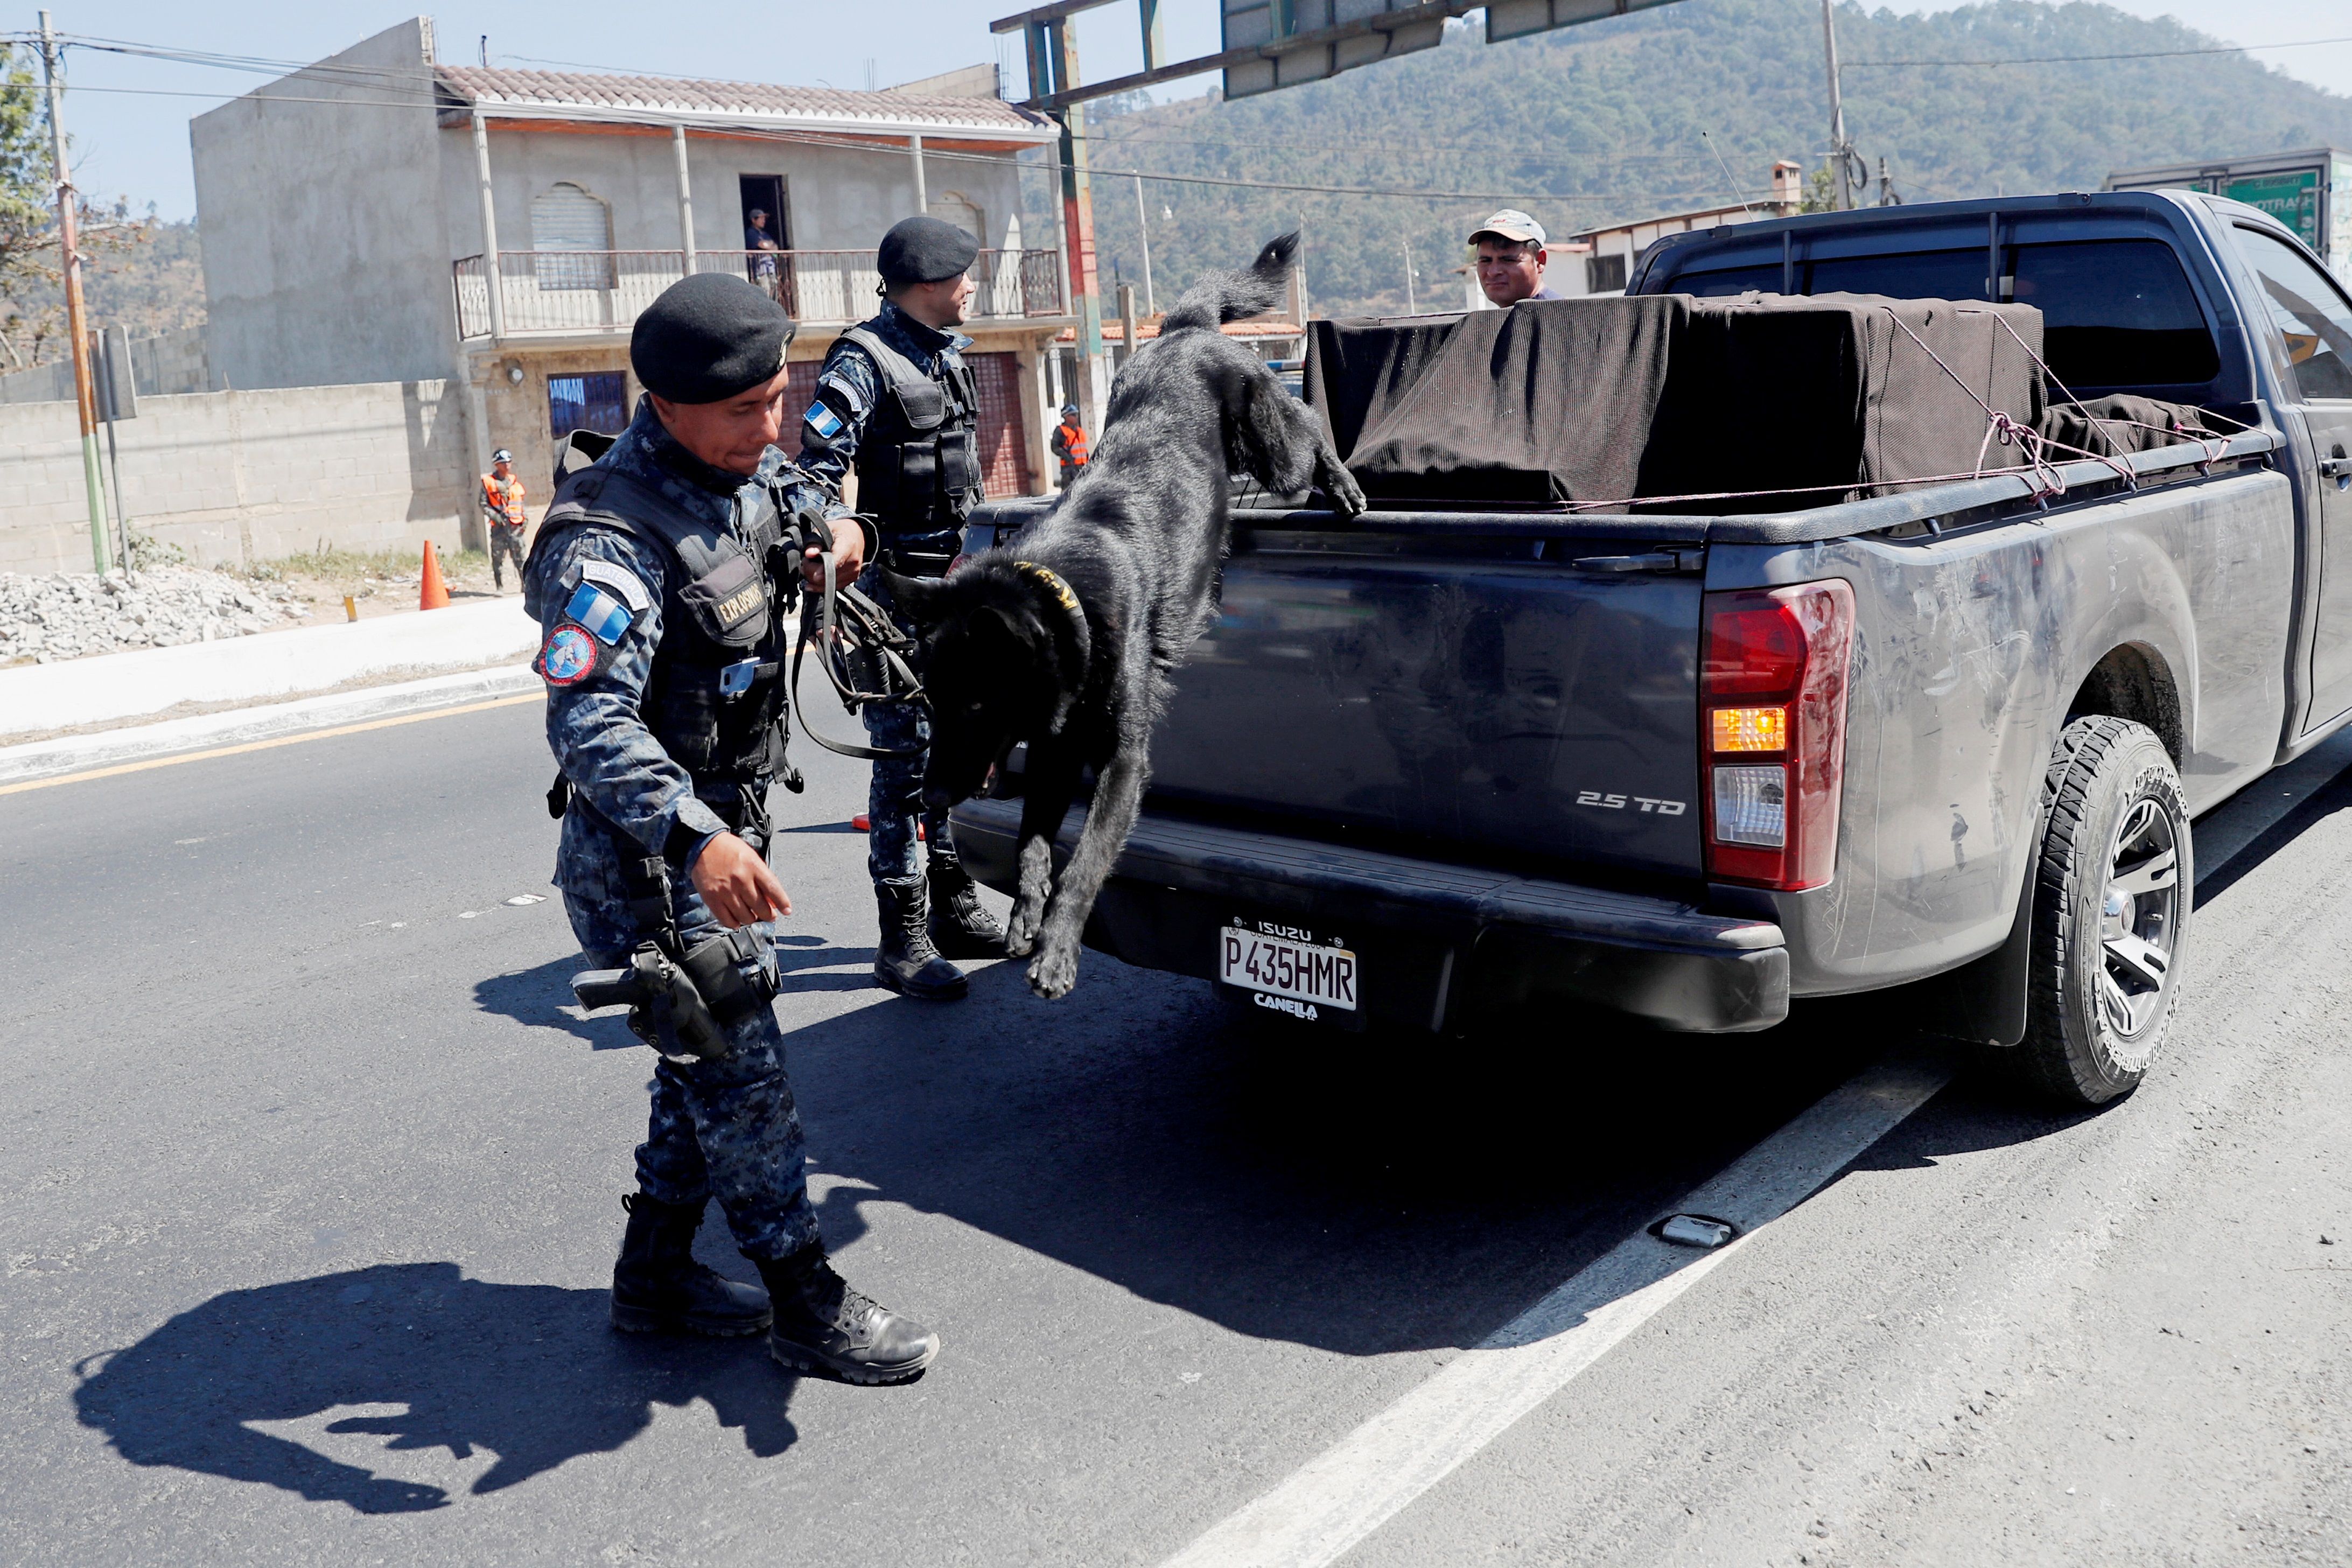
left=253, top=545, right=488, bottom=582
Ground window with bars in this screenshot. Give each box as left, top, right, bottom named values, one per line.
left=530, top=183, right=614, bottom=291
left=550, top=371, right=629, bottom=439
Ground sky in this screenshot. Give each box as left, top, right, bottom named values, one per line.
left=9, top=0, right=2349, bottom=222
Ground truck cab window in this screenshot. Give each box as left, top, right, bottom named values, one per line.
left=1807, top=248, right=1984, bottom=302
left=2228, top=227, right=2352, bottom=402
left=2009, top=240, right=2218, bottom=391
left=1667, top=239, right=2218, bottom=393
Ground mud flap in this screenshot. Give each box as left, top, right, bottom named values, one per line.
left=1917, top=856, right=2034, bottom=1047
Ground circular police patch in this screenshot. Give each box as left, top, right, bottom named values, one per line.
left=536, top=623, right=600, bottom=687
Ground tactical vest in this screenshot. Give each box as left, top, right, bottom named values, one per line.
left=842, top=324, right=983, bottom=535
left=526, top=460, right=792, bottom=787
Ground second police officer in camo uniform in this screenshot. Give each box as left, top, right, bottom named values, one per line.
left=790, top=215, right=1009, bottom=1001
left=524, top=271, right=939, bottom=1385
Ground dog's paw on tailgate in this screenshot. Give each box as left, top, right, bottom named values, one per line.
left=1026, top=946, right=1079, bottom=999
left=1321, top=458, right=1368, bottom=518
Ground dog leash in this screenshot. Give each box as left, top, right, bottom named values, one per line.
left=788, top=533, right=930, bottom=762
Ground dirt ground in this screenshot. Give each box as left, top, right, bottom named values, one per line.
left=262, top=546, right=519, bottom=626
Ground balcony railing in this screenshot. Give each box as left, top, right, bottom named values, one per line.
left=453, top=248, right=1066, bottom=340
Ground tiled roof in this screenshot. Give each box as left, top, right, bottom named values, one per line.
left=436, top=65, right=1054, bottom=137
left=1064, top=318, right=1306, bottom=344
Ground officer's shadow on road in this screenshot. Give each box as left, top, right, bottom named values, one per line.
left=71, top=1261, right=797, bottom=1514
left=474, top=940, right=879, bottom=1048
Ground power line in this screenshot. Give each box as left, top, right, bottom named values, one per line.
left=1847, top=32, right=2352, bottom=68
left=0, top=72, right=1634, bottom=207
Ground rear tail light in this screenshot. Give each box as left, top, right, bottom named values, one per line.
left=1700, top=579, right=1854, bottom=890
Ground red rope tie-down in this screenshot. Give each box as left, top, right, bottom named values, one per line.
left=1546, top=306, right=2241, bottom=515
left=1982, top=311, right=2236, bottom=477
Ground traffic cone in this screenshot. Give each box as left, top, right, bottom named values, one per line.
left=849, top=814, right=924, bottom=840
left=419, top=540, right=451, bottom=611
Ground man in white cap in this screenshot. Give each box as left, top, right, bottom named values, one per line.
left=1468, top=209, right=1561, bottom=307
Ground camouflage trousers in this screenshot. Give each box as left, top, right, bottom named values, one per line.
left=557, top=809, right=820, bottom=1262
left=489, top=523, right=526, bottom=587
left=858, top=564, right=946, bottom=893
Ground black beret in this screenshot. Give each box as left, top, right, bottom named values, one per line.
left=629, top=272, right=795, bottom=403
left=878, top=215, right=979, bottom=285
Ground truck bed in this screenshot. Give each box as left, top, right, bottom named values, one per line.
left=952, top=429, right=2284, bottom=1032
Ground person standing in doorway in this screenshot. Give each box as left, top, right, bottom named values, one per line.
left=481, top=449, right=529, bottom=592
left=745, top=209, right=781, bottom=298
left=1050, top=403, right=1089, bottom=489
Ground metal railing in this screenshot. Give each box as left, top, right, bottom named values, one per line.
left=454, top=248, right=1066, bottom=339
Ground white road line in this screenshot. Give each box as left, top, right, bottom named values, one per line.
left=1157, top=1053, right=1955, bottom=1568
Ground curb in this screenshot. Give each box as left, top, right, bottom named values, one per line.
left=0, top=599, right=540, bottom=740
left=0, top=666, right=543, bottom=786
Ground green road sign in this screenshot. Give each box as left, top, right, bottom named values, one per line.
left=2224, top=169, right=2322, bottom=250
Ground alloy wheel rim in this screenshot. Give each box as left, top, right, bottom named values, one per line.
left=2096, top=795, right=2180, bottom=1060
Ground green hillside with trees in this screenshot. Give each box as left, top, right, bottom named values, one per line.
left=1068, top=0, right=2352, bottom=317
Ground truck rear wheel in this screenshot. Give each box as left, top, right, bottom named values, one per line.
left=2015, top=715, right=2191, bottom=1107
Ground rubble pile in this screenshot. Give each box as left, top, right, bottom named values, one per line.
left=0, top=568, right=312, bottom=664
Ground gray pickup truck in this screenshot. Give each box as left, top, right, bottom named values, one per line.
left=949, top=191, right=2352, bottom=1105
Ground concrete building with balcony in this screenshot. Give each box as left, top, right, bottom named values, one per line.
left=191, top=18, right=1072, bottom=542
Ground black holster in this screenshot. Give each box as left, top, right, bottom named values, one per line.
left=569, top=844, right=782, bottom=1062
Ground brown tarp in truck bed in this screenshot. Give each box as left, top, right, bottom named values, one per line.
left=1305, top=292, right=2047, bottom=512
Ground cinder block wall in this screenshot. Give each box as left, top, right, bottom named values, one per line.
left=0, top=380, right=471, bottom=576
left=0, top=326, right=216, bottom=407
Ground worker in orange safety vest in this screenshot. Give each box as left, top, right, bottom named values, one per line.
left=480, top=449, right=529, bottom=592
left=1049, top=404, right=1089, bottom=489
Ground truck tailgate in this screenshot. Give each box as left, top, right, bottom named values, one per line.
left=1147, top=524, right=1709, bottom=881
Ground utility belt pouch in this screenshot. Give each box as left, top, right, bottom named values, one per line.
left=678, top=927, right=779, bottom=1023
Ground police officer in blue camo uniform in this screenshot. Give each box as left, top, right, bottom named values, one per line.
left=524, top=270, right=939, bottom=1385
left=790, top=214, right=1009, bottom=1002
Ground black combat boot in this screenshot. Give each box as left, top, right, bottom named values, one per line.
left=874, top=882, right=969, bottom=999
left=610, top=1192, right=772, bottom=1337
left=926, top=850, right=1008, bottom=959
left=756, top=1248, right=940, bottom=1385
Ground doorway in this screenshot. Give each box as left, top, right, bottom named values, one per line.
left=738, top=174, right=788, bottom=308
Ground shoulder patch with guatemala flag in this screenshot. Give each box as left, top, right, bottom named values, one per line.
left=535, top=578, right=638, bottom=688
left=563, top=581, right=635, bottom=645
left=803, top=400, right=845, bottom=441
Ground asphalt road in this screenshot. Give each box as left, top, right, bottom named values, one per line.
left=2, top=690, right=2348, bottom=1566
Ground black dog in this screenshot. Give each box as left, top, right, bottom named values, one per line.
left=884, top=233, right=1367, bottom=998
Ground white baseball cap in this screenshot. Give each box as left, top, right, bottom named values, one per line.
left=1469, top=209, right=1546, bottom=247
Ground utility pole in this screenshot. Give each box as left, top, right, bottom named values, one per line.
left=1818, top=0, right=1853, bottom=212
left=39, top=12, right=110, bottom=574
left=672, top=124, right=697, bottom=274
left=1402, top=233, right=1417, bottom=313
left=1132, top=172, right=1154, bottom=317
left=1030, top=18, right=1106, bottom=428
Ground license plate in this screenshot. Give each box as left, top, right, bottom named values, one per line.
left=1219, top=921, right=1358, bottom=1016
